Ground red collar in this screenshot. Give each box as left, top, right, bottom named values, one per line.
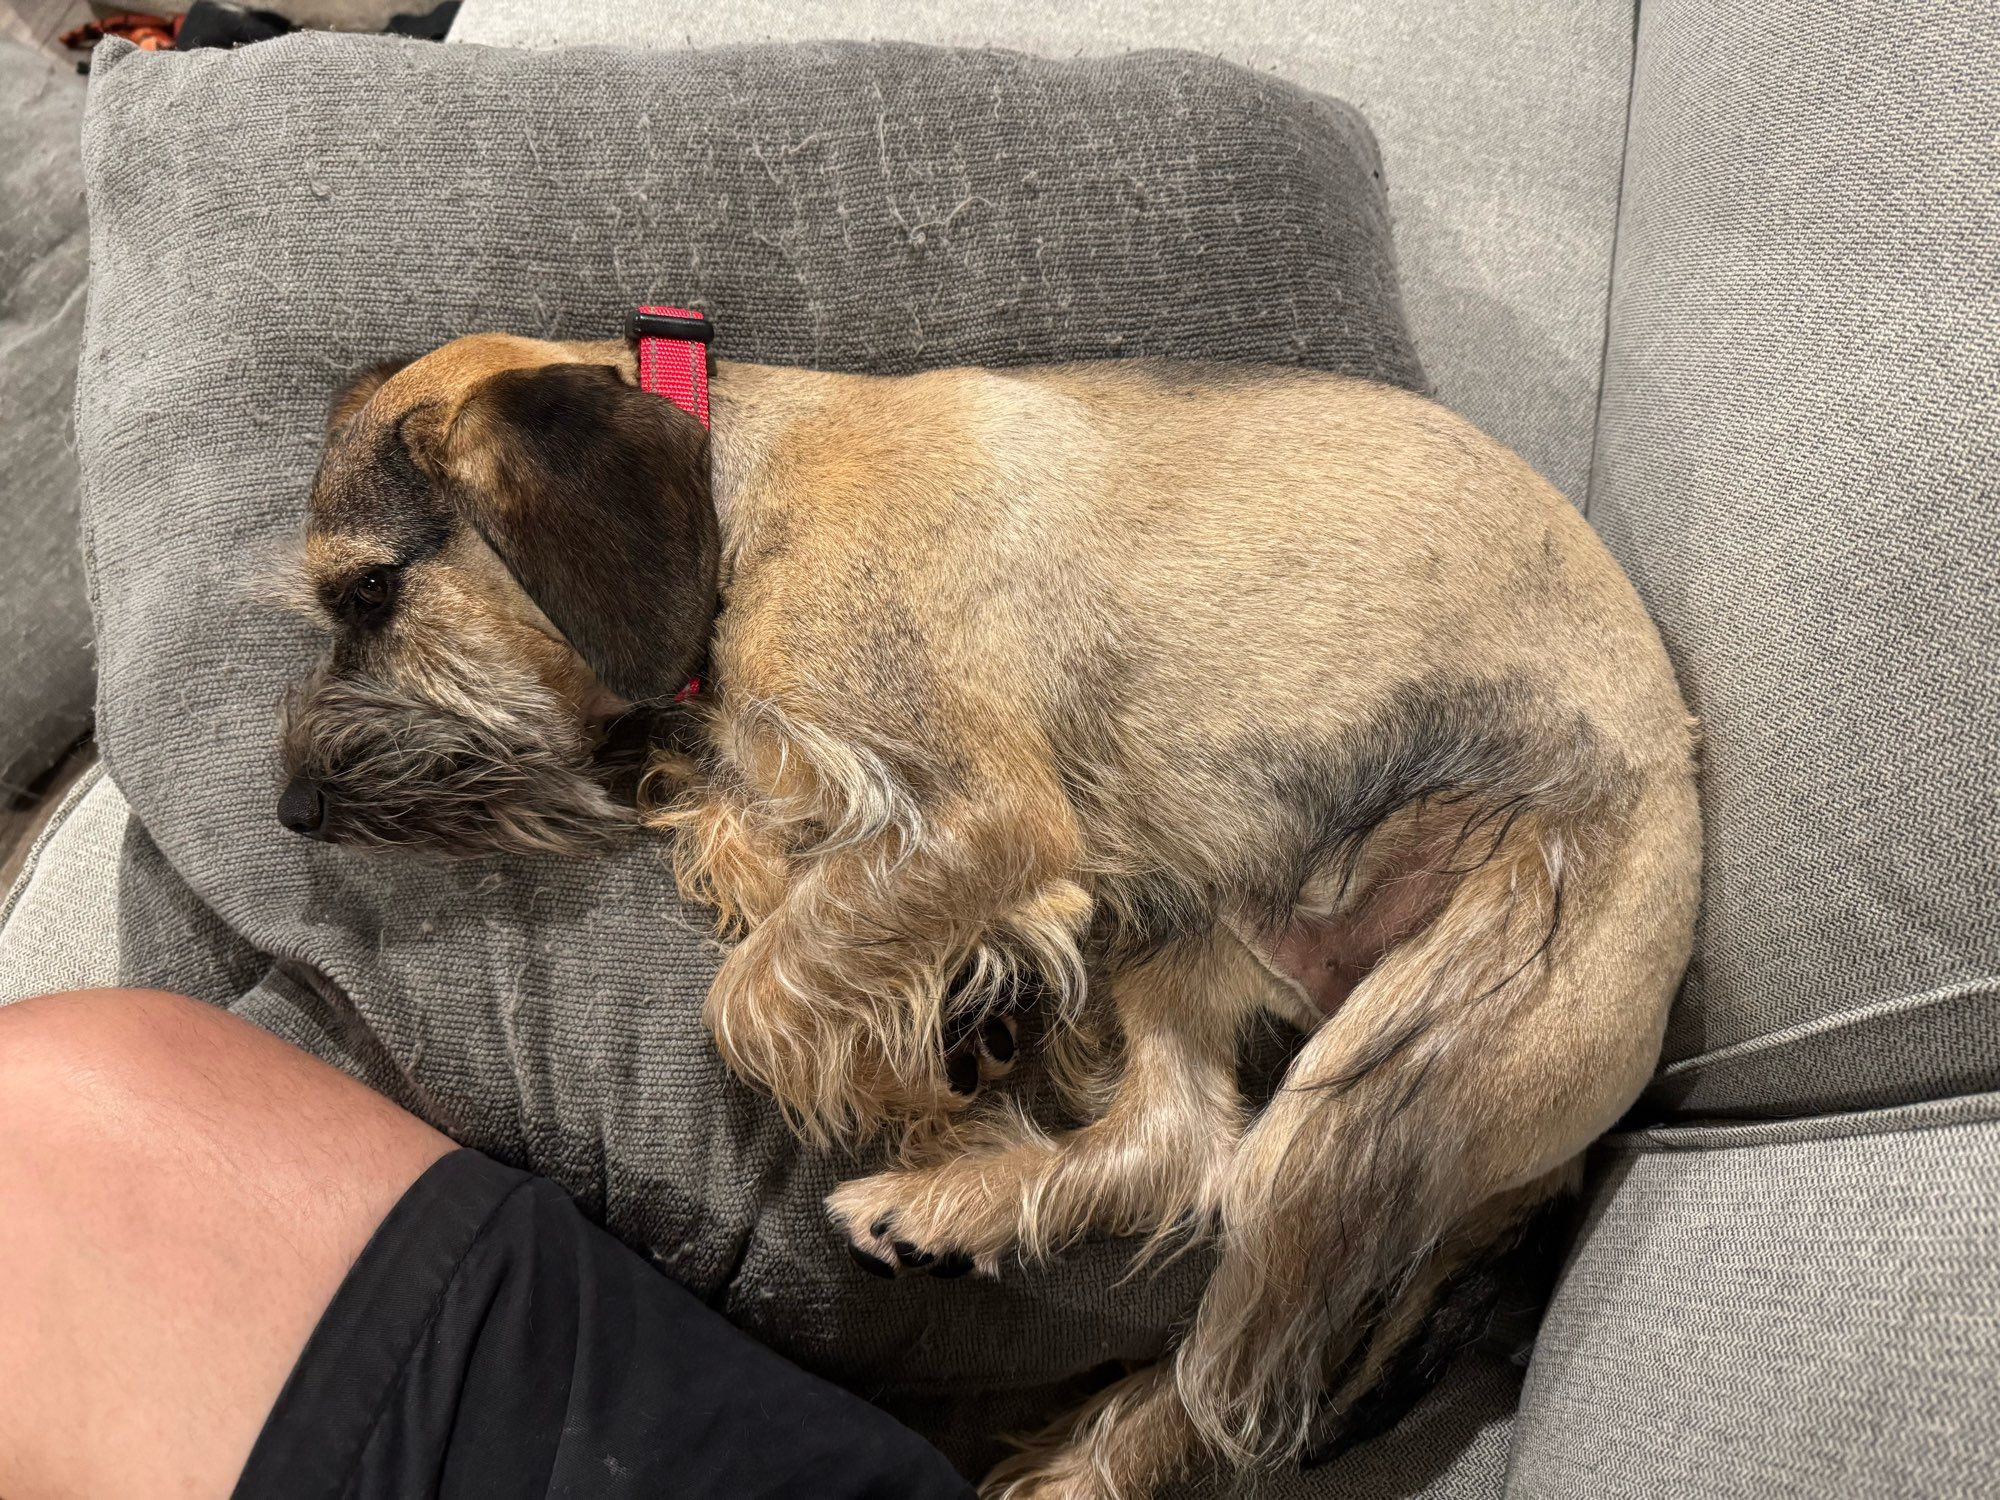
left=627, top=305, right=713, bottom=428
left=629, top=306, right=714, bottom=705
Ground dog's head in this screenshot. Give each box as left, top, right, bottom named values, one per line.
left=277, top=333, right=718, bottom=854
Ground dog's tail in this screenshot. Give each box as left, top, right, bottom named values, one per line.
left=1173, top=763, right=1698, bottom=1463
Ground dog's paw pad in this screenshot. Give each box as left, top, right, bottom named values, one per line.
left=845, top=1228, right=953, bottom=1279
left=977, top=1014, right=1018, bottom=1074
left=835, top=1194, right=989, bottom=1281
left=945, top=1045, right=982, bottom=1096
left=943, top=1011, right=1020, bottom=1096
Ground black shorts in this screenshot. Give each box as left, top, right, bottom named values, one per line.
left=235, top=1149, right=974, bottom=1500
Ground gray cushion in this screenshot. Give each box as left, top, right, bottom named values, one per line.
left=1588, top=6, right=2000, bottom=1120
left=76, top=28, right=1423, bottom=1447
left=0, top=39, right=94, bottom=795
left=1508, top=1096, right=2000, bottom=1498
left=451, top=0, right=1637, bottom=506
left=0, top=767, right=125, bottom=1004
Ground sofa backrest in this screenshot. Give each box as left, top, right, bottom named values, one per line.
left=0, top=40, right=95, bottom=795
left=1586, top=3, right=1999, bottom=1123
left=449, top=0, right=1639, bottom=507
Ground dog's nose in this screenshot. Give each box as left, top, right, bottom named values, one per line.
left=277, top=777, right=331, bottom=839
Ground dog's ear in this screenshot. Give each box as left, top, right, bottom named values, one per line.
left=438, top=361, right=719, bottom=705
left=327, top=359, right=412, bottom=437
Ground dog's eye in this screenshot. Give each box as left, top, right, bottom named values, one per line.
left=345, top=567, right=398, bottom=623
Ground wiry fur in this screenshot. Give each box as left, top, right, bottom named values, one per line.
left=280, top=662, right=627, bottom=855
left=279, top=335, right=1702, bottom=1499
left=655, top=692, right=1095, bottom=1145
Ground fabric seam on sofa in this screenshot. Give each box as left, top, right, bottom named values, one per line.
left=1603, top=1086, right=2000, bottom=1155
left=1658, top=974, right=2000, bottom=1080
left=1578, top=0, right=1641, bottom=524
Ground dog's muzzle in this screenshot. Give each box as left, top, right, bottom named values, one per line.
left=277, top=776, right=333, bottom=840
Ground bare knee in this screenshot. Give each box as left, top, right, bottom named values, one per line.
left=0, top=988, right=452, bottom=1499
left=0, top=988, right=237, bottom=1166
left=2, top=986, right=239, bottom=1112
left=0, top=986, right=447, bottom=1188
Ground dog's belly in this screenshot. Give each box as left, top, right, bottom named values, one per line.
left=1237, top=846, right=1461, bottom=1020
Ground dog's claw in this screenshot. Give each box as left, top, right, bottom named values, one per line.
left=838, top=1201, right=984, bottom=1282
left=929, top=1252, right=975, bottom=1279
left=848, top=1243, right=899, bottom=1279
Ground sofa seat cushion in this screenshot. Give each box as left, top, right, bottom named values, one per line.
left=0, top=767, right=124, bottom=1003
left=1509, top=1096, right=2000, bottom=1497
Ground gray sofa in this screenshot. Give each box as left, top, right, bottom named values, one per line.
left=0, top=38, right=93, bottom=796
left=3, top=3, right=1996, bottom=1496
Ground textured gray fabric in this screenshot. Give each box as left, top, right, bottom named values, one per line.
left=1588, top=5, right=2000, bottom=1119
left=0, top=38, right=95, bottom=795
left=0, top=767, right=125, bottom=1004
left=76, top=29, right=1423, bottom=1432
left=449, top=0, right=1634, bottom=506
left=1605, top=1086, right=2000, bottom=1156
left=1508, top=1101, right=2000, bottom=1499
left=114, top=816, right=271, bottom=1008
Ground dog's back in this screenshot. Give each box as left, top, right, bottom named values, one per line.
left=707, top=357, right=1693, bottom=975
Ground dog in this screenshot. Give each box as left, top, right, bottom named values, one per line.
left=278, top=331, right=1700, bottom=1499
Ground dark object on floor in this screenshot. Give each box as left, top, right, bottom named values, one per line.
left=240, top=1148, right=975, bottom=1500
left=175, top=3, right=294, bottom=50
left=386, top=2, right=460, bottom=41
left=64, top=2, right=456, bottom=65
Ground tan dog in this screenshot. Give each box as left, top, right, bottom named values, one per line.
left=279, top=333, right=1700, bottom=1498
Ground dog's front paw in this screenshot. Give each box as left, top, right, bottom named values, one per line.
left=828, top=1169, right=1004, bottom=1281
left=943, top=1010, right=1020, bottom=1096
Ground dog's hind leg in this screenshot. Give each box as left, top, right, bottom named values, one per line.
left=826, top=929, right=1273, bottom=1273
left=981, top=1167, right=1572, bottom=1500
left=987, top=770, right=1698, bottom=1497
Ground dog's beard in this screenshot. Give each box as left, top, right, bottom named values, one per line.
left=279, top=666, right=631, bottom=857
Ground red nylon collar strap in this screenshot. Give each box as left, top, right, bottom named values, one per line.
left=627, top=305, right=714, bottom=428
left=628, top=305, right=714, bottom=706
